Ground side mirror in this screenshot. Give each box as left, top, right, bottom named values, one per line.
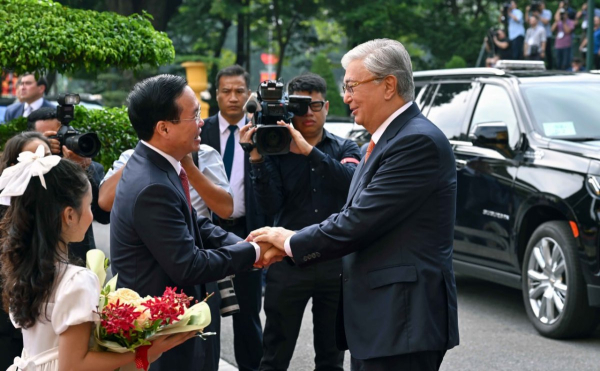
left=469, top=122, right=509, bottom=148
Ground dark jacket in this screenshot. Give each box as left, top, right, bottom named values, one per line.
left=110, top=142, right=256, bottom=370
left=3, top=99, right=54, bottom=123
left=289, top=104, right=460, bottom=359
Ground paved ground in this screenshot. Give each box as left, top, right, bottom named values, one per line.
left=219, top=275, right=600, bottom=371
left=93, top=223, right=600, bottom=371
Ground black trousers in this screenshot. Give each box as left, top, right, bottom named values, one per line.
left=260, top=259, right=344, bottom=371
left=351, top=350, right=447, bottom=371
left=510, top=36, right=524, bottom=60
left=217, top=221, right=264, bottom=371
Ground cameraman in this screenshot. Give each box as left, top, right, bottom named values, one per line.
left=241, top=73, right=360, bottom=370
left=524, top=15, right=547, bottom=60
left=552, top=1, right=575, bottom=70
left=505, top=1, right=526, bottom=59
left=527, top=1, right=553, bottom=68
left=27, top=107, right=110, bottom=261
left=485, top=29, right=511, bottom=66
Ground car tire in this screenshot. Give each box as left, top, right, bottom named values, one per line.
left=521, top=221, right=599, bottom=339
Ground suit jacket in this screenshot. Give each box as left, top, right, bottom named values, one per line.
left=3, top=99, right=54, bottom=122
left=110, top=142, right=257, bottom=370
left=200, top=114, right=272, bottom=234
left=289, top=104, right=460, bottom=359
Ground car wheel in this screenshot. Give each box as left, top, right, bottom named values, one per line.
left=521, top=221, right=599, bottom=338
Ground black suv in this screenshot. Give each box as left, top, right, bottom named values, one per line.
left=404, top=61, right=600, bottom=339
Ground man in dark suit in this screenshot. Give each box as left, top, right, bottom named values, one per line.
left=110, top=74, right=271, bottom=371
left=200, top=65, right=268, bottom=371
left=253, top=39, right=460, bottom=371
left=3, top=74, right=53, bottom=122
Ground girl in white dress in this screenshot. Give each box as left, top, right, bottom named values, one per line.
left=0, top=147, right=195, bottom=371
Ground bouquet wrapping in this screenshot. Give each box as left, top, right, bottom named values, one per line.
left=86, top=250, right=212, bottom=370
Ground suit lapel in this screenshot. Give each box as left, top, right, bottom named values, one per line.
left=135, top=143, right=190, bottom=216
left=206, top=116, right=221, bottom=154
left=344, top=104, right=422, bottom=206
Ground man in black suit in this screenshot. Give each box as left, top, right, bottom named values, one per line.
left=3, top=74, right=53, bottom=122
left=200, top=64, right=268, bottom=371
left=253, top=39, right=460, bottom=371
left=242, top=73, right=360, bottom=371
left=110, top=74, right=271, bottom=371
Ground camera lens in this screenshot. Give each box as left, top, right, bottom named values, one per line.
left=217, top=276, right=240, bottom=317
left=255, top=126, right=291, bottom=155
left=65, top=132, right=101, bottom=158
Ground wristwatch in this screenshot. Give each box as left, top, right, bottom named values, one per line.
left=240, top=142, right=255, bottom=153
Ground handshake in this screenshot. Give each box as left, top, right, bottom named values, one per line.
left=245, top=227, right=296, bottom=268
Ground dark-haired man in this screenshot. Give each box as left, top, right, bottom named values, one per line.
left=3, top=74, right=53, bottom=122
left=110, top=74, right=274, bottom=371
left=241, top=73, right=360, bottom=370
left=200, top=65, right=269, bottom=371
left=27, top=107, right=110, bottom=261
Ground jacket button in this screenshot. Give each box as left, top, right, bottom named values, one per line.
left=344, top=278, right=348, bottom=282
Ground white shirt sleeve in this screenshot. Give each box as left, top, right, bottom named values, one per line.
left=100, top=149, right=134, bottom=186
left=52, top=268, right=100, bottom=335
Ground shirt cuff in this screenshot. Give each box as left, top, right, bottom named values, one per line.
left=284, top=235, right=294, bottom=257
left=250, top=242, right=261, bottom=263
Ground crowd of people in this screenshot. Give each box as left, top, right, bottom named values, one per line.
left=485, top=0, right=600, bottom=70
left=0, top=38, right=459, bottom=371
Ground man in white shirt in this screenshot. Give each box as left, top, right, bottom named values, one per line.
left=3, top=74, right=53, bottom=122
left=200, top=65, right=270, bottom=371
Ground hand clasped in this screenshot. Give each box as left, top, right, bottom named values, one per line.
left=246, top=227, right=295, bottom=268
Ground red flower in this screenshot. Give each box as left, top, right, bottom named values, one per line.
left=100, top=299, right=142, bottom=337
left=141, top=287, right=193, bottom=326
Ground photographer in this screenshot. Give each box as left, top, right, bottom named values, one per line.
left=485, top=29, right=512, bottom=66
left=527, top=1, right=553, bottom=67
left=552, top=1, right=575, bottom=69
left=27, top=107, right=110, bottom=261
left=524, top=15, right=547, bottom=60
left=241, top=73, right=360, bottom=370
left=505, top=1, right=526, bottom=59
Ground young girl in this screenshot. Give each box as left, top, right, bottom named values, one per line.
left=0, top=132, right=52, bottom=370
left=0, top=146, right=195, bottom=370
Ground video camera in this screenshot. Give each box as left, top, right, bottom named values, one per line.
left=50, top=94, right=101, bottom=158
left=243, top=80, right=312, bottom=155
left=530, top=1, right=541, bottom=13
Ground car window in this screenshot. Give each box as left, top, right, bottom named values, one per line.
left=426, top=83, right=474, bottom=140
left=471, top=84, right=520, bottom=149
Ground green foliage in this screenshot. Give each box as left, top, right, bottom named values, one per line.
left=0, top=106, right=138, bottom=171
left=444, top=55, right=467, bottom=69
left=0, top=117, right=28, bottom=148
left=0, top=0, right=175, bottom=75
left=310, top=54, right=346, bottom=116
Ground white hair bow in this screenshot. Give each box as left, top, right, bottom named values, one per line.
left=0, top=145, right=61, bottom=202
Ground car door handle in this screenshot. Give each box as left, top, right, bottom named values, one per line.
left=456, top=159, right=467, bottom=170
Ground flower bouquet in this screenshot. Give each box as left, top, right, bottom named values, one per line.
left=86, top=250, right=212, bottom=370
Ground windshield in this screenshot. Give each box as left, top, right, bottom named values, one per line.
left=521, top=82, right=600, bottom=141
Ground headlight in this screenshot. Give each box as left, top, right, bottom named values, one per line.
left=587, top=175, right=600, bottom=197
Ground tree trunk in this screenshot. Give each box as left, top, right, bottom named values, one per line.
left=103, top=0, right=182, bottom=31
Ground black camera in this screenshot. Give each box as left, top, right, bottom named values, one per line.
left=530, top=1, right=541, bottom=13
left=243, top=80, right=312, bottom=155
left=217, top=276, right=240, bottom=317
left=51, top=94, right=101, bottom=158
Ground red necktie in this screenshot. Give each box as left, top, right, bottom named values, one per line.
left=364, top=140, right=376, bottom=163
left=178, top=167, right=192, bottom=211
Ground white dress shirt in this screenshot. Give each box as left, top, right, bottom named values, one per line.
left=23, top=97, right=44, bottom=118
left=218, top=112, right=246, bottom=219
